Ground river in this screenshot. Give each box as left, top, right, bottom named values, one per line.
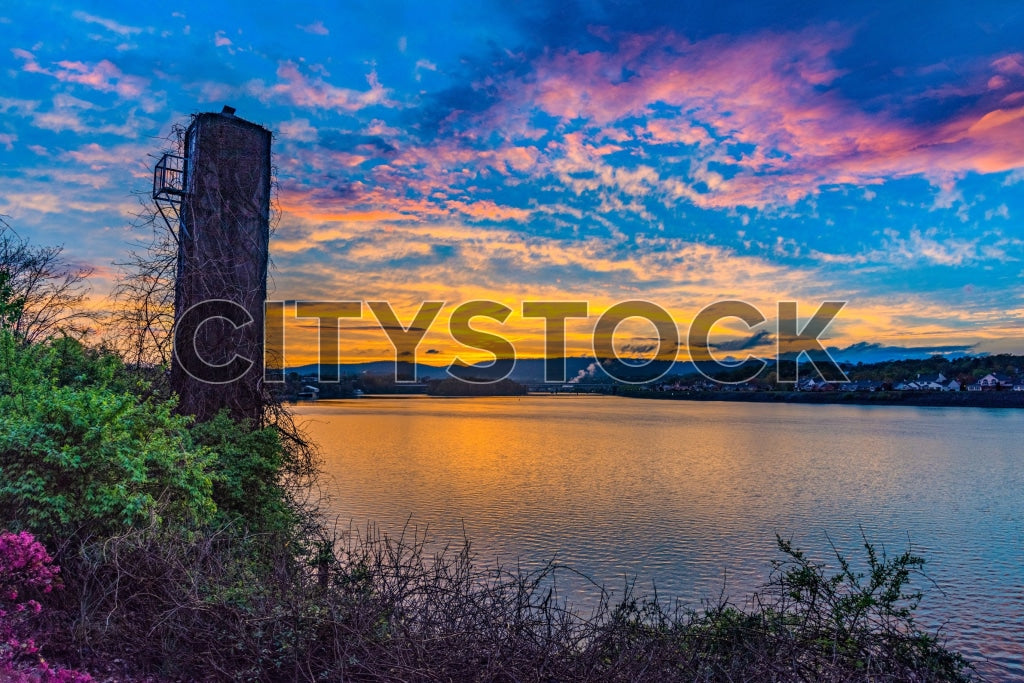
left=295, top=395, right=1023, bottom=679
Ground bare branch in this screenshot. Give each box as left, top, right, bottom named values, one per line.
left=0, top=215, right=95, bottom=343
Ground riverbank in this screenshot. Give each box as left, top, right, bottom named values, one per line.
left=1, top=329, right=994, bottom=680
left=622, top=389, right=1024, bottom=408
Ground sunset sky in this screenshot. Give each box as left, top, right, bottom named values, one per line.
left=3, top=2, right=1024, bottom=367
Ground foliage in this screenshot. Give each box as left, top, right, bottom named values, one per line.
left=0, top=267, right=25, bottom=330
left=743, top=533, right=972, bottom=680
left=426, top=377, right=528, bottom=396
left=0, top=330, right=216, bottom=544
left=188, top=410, right=296, bottom=534
left=0, top=531, right=91, bottom=682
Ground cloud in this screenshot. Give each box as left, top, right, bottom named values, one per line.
left=62, top=141, right=152, bottom=172
left=297, top=20, right=328, bottom=36
left=251, top=62, right=393, bottom=112
left=414, top=59, right=437, bottom=81
left=72, top=10, right=143, bottom=36
left=72, top=11, right=143, bottom=37
left=810, top=227, right=1012, bottom=268
left=278, top=118, right=318, bottom=143
left=420, top=27, right=1024, bottom=210
left=12, top=49, right=158, bottom=112
left=827, top=341, right=976, bottom=364
left=264, top=23, right=1024, bottom=259
left=0, top=96, right=38, bottom=116
left=254, top=24, right=1011, bottom=243
left=881, top=229, right=985, bottom=266
left=13, top=94, right=152, bottom=138
left=985, top=204, right=1010, bottom=220
left=0, top=187, right=135, bottom=216
left=710, top=329, right=774, bottom=352
left=992, top=53, right=1024, bottom=77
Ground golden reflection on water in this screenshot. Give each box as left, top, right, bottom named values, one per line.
left=295, top=395, right=1024, bottom=679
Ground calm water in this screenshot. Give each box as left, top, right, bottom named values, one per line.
left=295, top=395, right=1024, bottom=679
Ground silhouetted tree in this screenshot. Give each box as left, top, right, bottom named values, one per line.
left=109, top=202, right=177, bottom=369
left=0, top=216, right=93, bottom=342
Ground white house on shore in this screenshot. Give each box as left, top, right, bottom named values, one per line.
left=978, top=373, right=1014, bottom=390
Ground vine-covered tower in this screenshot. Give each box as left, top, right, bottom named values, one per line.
left=162, top=106, right=272, bottom=422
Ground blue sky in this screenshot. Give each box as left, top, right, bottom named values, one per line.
left=3, top=1, right=1024, bottom=364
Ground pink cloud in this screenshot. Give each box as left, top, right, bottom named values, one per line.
left=62, top=142, right=151, bottom=172
left=278, top=118, right=318, bottom=142
left=276, top=126, right=547, bottom=228
left=11, top=48, right=44, bottom=73
left=279, top=169, right=538, bottom=226
left=475, top=28, right=1024, bottom=208
left=254, top=62, right=392, bottom=112
left=278, top=182, right=446, bottom=225
left=269, top=28, right=1024, bottom=231
left=992, top=53, right=1024, bottom=76
left=12, top=49, right=153, bottom=107
left=445, top=199, right=531, bottom=222
left=52, top=59, right=148, bottom=98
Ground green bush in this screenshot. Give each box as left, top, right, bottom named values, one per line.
left=188, top=410, right=296, bottom=534
left=0, top=331, right=215, bottom=543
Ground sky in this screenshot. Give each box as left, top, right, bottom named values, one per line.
left=3, top=1, right=1024, bottom=368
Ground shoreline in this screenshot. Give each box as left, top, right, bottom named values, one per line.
left=620, top=388, right=1024, bottom=408
left=305, top=390, right=1024, bottom=409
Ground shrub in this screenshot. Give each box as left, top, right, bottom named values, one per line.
left=188, top=411, right=295, bottom=534
left=0, top=331, right=216, bottom=544
left=0, top=530, right=91, bottom=682
left=741, top=533, right=973, bottom=681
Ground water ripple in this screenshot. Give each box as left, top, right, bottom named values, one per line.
left=299, top=396, right=1024, bottom=680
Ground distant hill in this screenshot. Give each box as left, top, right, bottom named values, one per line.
left=285, top=357, right=703, bottom=384
left=284, top=352, right=1024, bottom=388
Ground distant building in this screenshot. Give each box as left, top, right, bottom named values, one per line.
left=915, top=373, right=947, bottom=390
left=940, top=379, right=961, bottom=392
left=846, top=380, right=883, bottom=392
left=297, top=385, right=320, bottom=399
left=978, top=373, right=1013, bottom=390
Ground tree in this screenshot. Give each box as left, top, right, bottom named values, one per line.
left=0, top=217, right=94, bottom=343
left=109, top=205, right=178, bottom=369
left=0, top=268, right=24, bottom=329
